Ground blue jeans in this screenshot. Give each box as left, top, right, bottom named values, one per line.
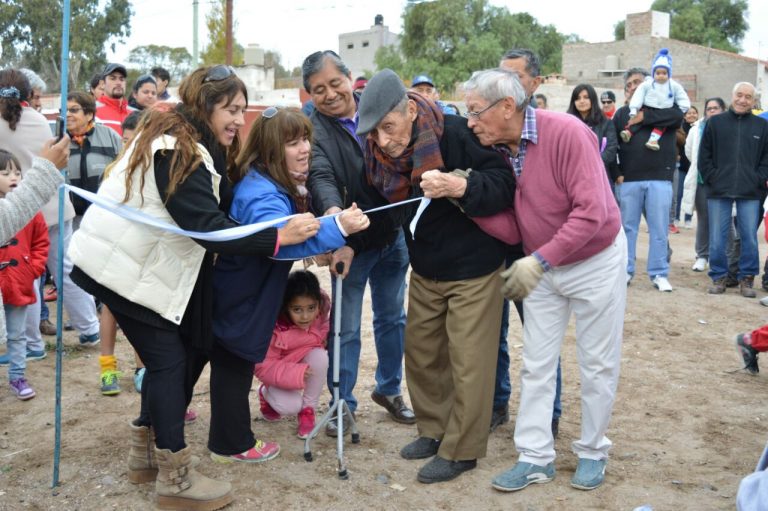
left=619, top=180, right=672, bottom=279
left=39, top=271, right=49, bottom=322
left=4, top=305, right=28, bottom=381
left=327, top=230, right=409, bottom=413
left=495, top=296, right=562, bottom=420
left=707, top=198, right=760, bottom=281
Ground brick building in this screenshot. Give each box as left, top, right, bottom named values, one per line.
left=563, top=11, right=768, bottom=107
left=339, top=15, right=400, bottom=79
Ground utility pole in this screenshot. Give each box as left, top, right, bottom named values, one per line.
left=192, top=0, right=199, bottom=68
left=226, top=0, right=233, bottom=65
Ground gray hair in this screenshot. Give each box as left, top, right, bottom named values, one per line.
left=301, top=50, right=351, bottom=92
left=501, top=49, right=540, bottom=78
left=462, top=68, right=527, bottom=111
left=732, top=81, right=756, bottom=96
left=19, top=68, right=46, bottom=93
left=623, top=67, right=649, bottom=84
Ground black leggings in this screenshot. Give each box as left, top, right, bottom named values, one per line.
left=111, top=309, right=258, bottom=454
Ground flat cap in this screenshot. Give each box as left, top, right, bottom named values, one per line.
left=102, top=63, right=127, bottom=78
left=356, top=69, right=407, bottom=136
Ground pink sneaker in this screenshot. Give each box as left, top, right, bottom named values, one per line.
left=258, top=385, right=281, bottom=421
left=184, top=409, right=197, bottom=424
left=10, top=378, right=36, bottom=401
left=210, top=439, right=280, bottom=464
left=297, top=407, right=316, bottom=439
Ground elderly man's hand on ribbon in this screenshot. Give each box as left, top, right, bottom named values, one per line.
left=420, top=169, right=468, bottom=199
left=501, top=255, right=545, bottom=301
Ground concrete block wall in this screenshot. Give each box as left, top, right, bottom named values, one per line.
left=563, top=37, right=765, bottom=110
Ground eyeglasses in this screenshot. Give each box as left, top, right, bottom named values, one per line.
left=465, top=98, right=504, bottom=120
left=262, top=106, right=280, bottom=119
left=601, top=101, right=614, bottom=105
left=204, top=65, right=236, bottom=83
left=705, top=107, right=721, bottom=112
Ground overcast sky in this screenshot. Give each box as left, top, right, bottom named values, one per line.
left=110, top=0, right=767, bottom=71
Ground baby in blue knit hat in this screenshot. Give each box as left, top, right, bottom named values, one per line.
left=620, top=48, right=691, bottom=151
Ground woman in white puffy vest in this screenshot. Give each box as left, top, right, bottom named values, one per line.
left=68, top=66, right=319, bottom=511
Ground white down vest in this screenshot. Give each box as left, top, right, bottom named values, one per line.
left=69, top=134, right=220, bottom=324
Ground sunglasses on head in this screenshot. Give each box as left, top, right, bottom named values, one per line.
left=204, top=65, right=236, bottom=83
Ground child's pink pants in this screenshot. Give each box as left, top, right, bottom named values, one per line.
left=263, top=348, right=328, bottom=416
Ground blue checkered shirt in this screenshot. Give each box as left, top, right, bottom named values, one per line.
left=493, top=106, right=538, bottom=178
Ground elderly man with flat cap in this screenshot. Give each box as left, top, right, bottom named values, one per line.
left=462, top=68, right=626, bottom=492
left=356, top=69, right=515, bottom=484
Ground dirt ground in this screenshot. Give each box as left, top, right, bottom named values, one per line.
left=0, top=220, right=766, bottom=511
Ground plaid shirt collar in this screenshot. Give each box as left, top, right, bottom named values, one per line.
left=493, top=105, right=537, bottom=176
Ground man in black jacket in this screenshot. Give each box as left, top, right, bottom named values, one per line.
left=698, top=82, right=768, bottom=296
left=614, top=67, right=683, bottom=292
left=356, top=69, right=515, bottom=484
left=302, top=51, right=415, bottom=435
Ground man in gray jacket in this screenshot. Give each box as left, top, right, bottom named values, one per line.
left=302, top=51, right=414, bottom=435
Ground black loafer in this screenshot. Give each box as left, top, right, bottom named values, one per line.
left=417, top=456, right=477, bottom=484
left=400, top=437, right=440, bottom=460
left=371, top=391, right=416, bottom=424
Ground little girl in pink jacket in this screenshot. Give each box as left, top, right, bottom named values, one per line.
left=254, top=270, right=329, bottom=439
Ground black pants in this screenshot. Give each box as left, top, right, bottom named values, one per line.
left=110, top=309, right=203, bottom=452
left=207, top=340, right=256, bottom=455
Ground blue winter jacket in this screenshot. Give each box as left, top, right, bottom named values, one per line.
left=212, top=168, right=345, bottom=362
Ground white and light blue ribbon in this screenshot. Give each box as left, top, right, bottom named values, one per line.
left=64, top=184, right=426, bottom=242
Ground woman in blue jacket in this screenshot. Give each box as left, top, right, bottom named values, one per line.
left=209, top=106, right=369, bottom=463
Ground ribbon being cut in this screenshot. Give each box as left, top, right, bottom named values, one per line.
left=64, top=184, right=426, bottom=255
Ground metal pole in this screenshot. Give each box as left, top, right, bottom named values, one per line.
left=192, top=0, right=199, bottom=68
left=225, top=0, right=233, bottom=65
left=52, top=0, right=70, bottom=491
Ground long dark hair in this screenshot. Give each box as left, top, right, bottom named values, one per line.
left=111, top=66, right=247, bottom=203
left=0, top=69, right=31, bottom=131
left=566, top=84, right=603, bottom=127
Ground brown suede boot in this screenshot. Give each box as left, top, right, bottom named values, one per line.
left=155, top=446, right=233, bottom=511
left=128, top=423, right=157, bottom=484
left=740, top=276, right=757, bottom=298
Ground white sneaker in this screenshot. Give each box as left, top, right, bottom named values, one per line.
left=652, top=275, right=673, bottom=292
left=691, top=258, right=707, bottom=272
left=760, top=296, right=768, bottom=307
left=684, top=220, right=693, bottom=229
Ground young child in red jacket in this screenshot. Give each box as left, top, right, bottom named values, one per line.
left=254, top=270, right=330, bottom=439
left=0, top=149, right=49, bottom=400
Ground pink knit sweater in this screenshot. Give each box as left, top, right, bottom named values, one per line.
left=474, top=109, right=621, bottom=267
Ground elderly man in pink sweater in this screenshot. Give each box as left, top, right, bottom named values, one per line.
left=462, top=68, right=627, bottom=492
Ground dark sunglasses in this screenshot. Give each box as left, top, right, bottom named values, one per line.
left=204, top=65, right=236, bottom=83
left=262, top=106, right=280, bottom=119
left=601, top=100, right=614, bottom=105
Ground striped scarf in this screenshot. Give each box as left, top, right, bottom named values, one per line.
left=364, top=92, right=445, bottom=203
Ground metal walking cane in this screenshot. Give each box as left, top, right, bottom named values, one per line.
left=304, top=261, right=359, bottom=479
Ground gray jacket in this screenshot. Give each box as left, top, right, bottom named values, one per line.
left=68, top=124, right=121, bottom=214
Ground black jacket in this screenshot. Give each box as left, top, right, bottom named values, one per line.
left=614, top=104, right=683, bottom=182
left=698, top=109, right=768, bottom=200
left=386, top=115, right=516, bottom=281
left=307, top=99, right=404, bottom=254
left=591, top=117, right=619, bottom=182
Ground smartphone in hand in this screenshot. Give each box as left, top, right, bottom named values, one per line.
left=55, top=117, right=65, bottom=141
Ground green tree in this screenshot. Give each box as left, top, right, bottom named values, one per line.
left=614, top=0, right=748, bottom=52
left=128, top=45, right=192, bottom=81
left=375, top=0, right=579, bottom=93
left=201, top=0, right=243, bottom=66
left=0, top=0, right=132, bottom=92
